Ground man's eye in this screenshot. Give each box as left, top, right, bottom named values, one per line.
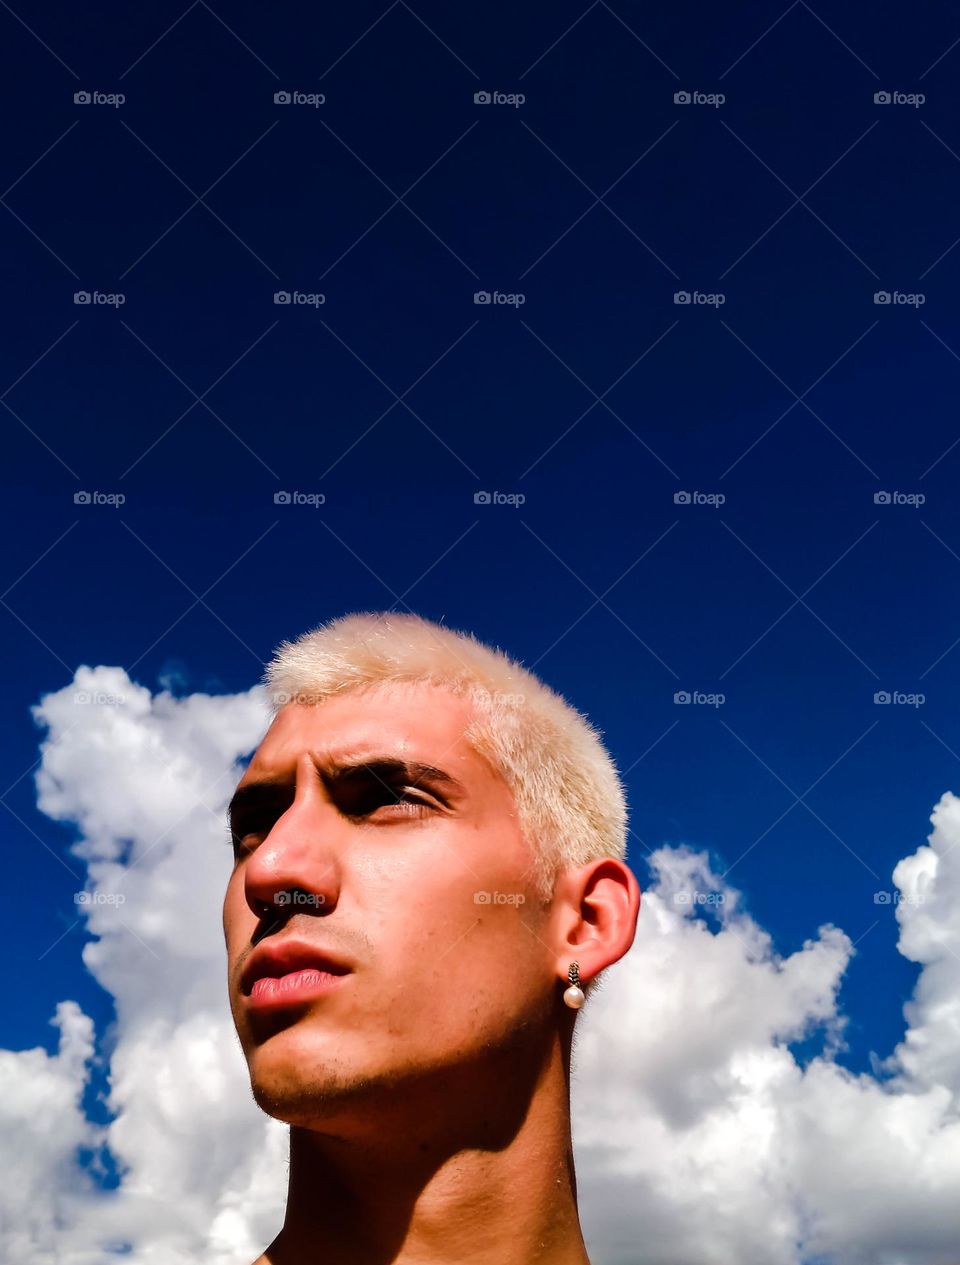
left=228, top=790, right=434, bottom=850
left=228, top=815, right=272, bottom=852
left=366, top=788, right=434, bottom=816
left=229, top=827, right=264, bottom=855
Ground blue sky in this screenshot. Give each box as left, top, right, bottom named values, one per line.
left=3, top=4, right=960, bottom=1260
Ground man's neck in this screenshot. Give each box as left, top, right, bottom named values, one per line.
left=254, top=1039, right=590, bottom=1265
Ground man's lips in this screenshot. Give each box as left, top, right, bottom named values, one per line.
left=240, top=936, right=353, bottom=999
left=247, top=966, right=348, bottom=1008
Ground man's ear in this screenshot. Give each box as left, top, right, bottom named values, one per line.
left=550, top=859, right=641, bottom=986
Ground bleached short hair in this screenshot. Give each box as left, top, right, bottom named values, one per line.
left=264, top=612, right=628, bottom=897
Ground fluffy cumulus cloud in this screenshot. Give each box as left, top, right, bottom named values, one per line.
left=574, top=840, right=960, bottom=1265
left=8, top=667, right=288, bottom=1265
left=3, top=667, right=960, bottom=1263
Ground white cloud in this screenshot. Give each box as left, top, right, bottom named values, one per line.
left=0, top=1001, right=101, bottom=1265
left=885, top=791, right=960, bottom=1098
left=3, top=667, right=960, bottom=1263
left=8, top=667, right=288, bottom=1265
left=575, top=818, right=960, bottom=1265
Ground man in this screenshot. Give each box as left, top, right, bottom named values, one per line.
left=223, top=612, right=641, bottom=1265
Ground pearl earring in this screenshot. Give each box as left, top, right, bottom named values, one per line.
left=563, top=961, right=585, bottom=1009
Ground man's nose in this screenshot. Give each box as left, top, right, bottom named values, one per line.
left=243, top=757, right=345, bottom=921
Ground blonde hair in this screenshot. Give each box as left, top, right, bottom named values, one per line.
left=264, top=612, right=628, bottom=897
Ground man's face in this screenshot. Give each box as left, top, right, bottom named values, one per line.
left=223, top=682, right=554, bottom=1127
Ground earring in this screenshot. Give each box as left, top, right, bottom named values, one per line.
left=563, top=961, right=585, bottom=1009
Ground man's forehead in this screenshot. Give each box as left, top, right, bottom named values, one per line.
left=247, top=683, right=477, bottom=774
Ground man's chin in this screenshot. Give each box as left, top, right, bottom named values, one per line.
left=245, top=1035, right=394, bottom=1127
left=250, top=1066, right=370, bottom=1128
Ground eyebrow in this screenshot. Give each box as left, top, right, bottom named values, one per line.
left=226, top=757, right=464, bottom=825
left=327, top=758, right=462, bottom=792
left=226, top=779, right=291, bottom=827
